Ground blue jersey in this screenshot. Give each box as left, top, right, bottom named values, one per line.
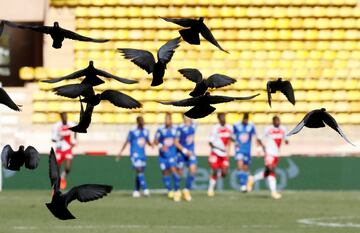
left=127, top=127, right=150, bottom=158
left=176, top=123, right=196, bottom=152
left=155, top=125, right=177, bottom=158
left=233, top=122, right=256, bottom=154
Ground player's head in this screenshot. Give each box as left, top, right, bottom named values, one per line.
left=217, top=112, right=226, bottom=125
left=60, top=112, right=67, bottom=124
left=165, top=112, right=172, bottom=127
left=273, top=115, right=280, bottom=127
left=242, top=112, right=249, bottom=125
left=183, top=114, right=192, bottom=125
left=136, top=116, right=144, bottom=128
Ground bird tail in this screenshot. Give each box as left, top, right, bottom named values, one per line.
left=179, top=28, right=200, bottom=45
left=46, top=203, right=76, bottom=220
left=69, top=125, right=87, bottom=133
left=185, top=105, right=216, bottom=119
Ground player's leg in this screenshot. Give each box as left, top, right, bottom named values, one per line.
left=60, top=151, right=73, bottom=190
left=235, top=153, right=249, bottom=192
left=266, top=156, right=281, bottom=199
left=220, top=156, right=229, bottom=178
left=131, top=157, right=141, bottom=197
left=207, top=153, right=219, bottom=197
left=183, top=156, right=197, bottom=201
left=159, top=157, right=173, bottom=197
left=170, top=157, right=182, bottom=202
left=139, top=158, right=150, bottom=196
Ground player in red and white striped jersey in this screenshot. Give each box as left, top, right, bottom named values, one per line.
left=207, top=113, right=233, bottom=197
left=51, top=112, right=77, bottom=190
left=251, top=115, right=288, bottom=199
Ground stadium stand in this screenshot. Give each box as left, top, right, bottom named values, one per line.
left=17, top=0, right=360, bottom=125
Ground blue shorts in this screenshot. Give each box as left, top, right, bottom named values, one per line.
left=159, top=156, right=177, bottom=171
left=130, top=155, right=146, bottom=169
left=235, top=152, right=251, bottom=165
left=177, top=152, right=197, bottom=169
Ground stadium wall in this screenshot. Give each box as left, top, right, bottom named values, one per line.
left=3, top=155, right=360, bottom=191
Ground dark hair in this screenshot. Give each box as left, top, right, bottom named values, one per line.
left=273, top=115, right=280, bottom=121
left=217, top=112, right=225, bottom=119
left=243, top=112, right=249, bottom=120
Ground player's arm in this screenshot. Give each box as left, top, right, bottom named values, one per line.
left=283, top=127, right=289, bottom=145
left=51, top=124, right=58, bottom=143
left=175, top=137, right=192, bottom=157
left=257, top=127, right=269, bottom=155
left=153, top=130, right=167, bottom=151
left=72, top=132, right=78, bottom=147
left=116, top=132, right=130, bottom=161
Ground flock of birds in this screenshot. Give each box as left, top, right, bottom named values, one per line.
left=0, top=16, right=356, bottom=220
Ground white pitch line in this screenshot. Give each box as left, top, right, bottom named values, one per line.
left=297, top=216, right=360, bottom=228
left=12, top=224, right=278, bottom=230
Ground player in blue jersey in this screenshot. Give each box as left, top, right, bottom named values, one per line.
left=175, top=114, right=197, bottom=201
left=154, top=113, right=182, bottom=202
left=233, top=113, right=262, bottom=192
left=116, top=116, right=152, bottom=198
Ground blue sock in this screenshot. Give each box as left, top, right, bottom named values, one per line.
left=185, top=175, right=194, bottom=190
left=172, top=173, right=181, bottom=191
left=135, top=176, right=140, bottom=191
left=137, top=173, right=147, bottom=190
left=162, top=175, right=172, bottom=191
left=237, top=171, right=248, bottom=187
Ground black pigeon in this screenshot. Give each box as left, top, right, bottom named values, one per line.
left=69, top=102, right=94, bottom=133
left=162, top=17, right=228, bottom=53
left=43, top=61, right=137, bottom=86
left=118, top=37, right=181, bottom=86
left=0, top=87, right=21, bottom=111
left=288, top=108, right=355, bottom=146
left=267, top=78, right=295, bottom=107
left=16, top=21, right=108, bottom=49
left=159, top=92, right=259, bottom=119
left=46, top=148, right=113, bottom=220
left=54, top=84, right=141, bottom=109
left=179, top=68, right=236, bottom=97
left=1, top=145, right=40, bottom=171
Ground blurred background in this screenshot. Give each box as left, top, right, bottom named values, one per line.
left=0, top=0, right=359, bottom=190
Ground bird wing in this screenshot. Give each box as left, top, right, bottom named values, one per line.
left=206, top=74, right=236, bottom=88
left=65, top=184, right=112, bottom=204
left=199, top=23, right=228, bottom=53
left=117, top=48, right=155, bottom=74
left=280, top=80, right=296, bottom=105
left=1, top=145, right=13, bottom=168
left=49, top=148, right=60, bottom=191
left=61, top=28, right=108, bottom=42
left=322, top=112, right=355, bottom=146
left=287, top=111, right=314, bottom=136
left=161, top=17, right=199, bottom=27
left=158, top=95, right=204, bottom=107
left=17, top=24, right=53, bottom=34
left=24, top=146, right=40, bottom=170
left=54, top=84, right=94, bottom=99
left=94, top=68, right=137, bottom=84
left=42, top=68, right=87, bottom=83
left=178, top=68, right=203, bottom=83
left=157, top=37, right=181, bottom=65
left=100, top=90, right=142, bottom=109
left=0, top=87, right=21, bottom=111
left=266, top=81, right=274, bottom=107
left=208, top=94, right=260, bottom=104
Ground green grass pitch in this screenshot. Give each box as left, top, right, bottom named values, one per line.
left=1, top=190, right=360, bottom=233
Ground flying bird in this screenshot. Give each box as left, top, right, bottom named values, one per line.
left=267, top=78, right=295, bottom=107
left=159, top=92, right=259, bottom=119
left=178, top=68, right=236, bottom=97
left=54, top=84, right=142, bottom=109
left=16, top=21, right=108, bottom=49
left=43, top=61, right=137, bottom=86
left=287, top=108, right=355, bottom=146
left=46, top=148, right=113, bottom=220
left=69, top=102, right=94, bottom=133
left=162, top=17, right=228, bottom=53
left=1, top=145, right=40, bottom=171
left=118, top=37, right=181, bottom=86
left=0, top=87, right=21, bottom=111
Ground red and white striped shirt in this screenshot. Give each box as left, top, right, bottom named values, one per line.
left=262, top=125, right=288, bottom=156
left=209, top=123, right=233, bottom=157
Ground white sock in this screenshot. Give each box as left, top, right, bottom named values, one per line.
left=267, top=176, right=277, bottom=193
left=253, top=171, right=265, bottom=182
left=208, top=178, right=216, bottom=191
